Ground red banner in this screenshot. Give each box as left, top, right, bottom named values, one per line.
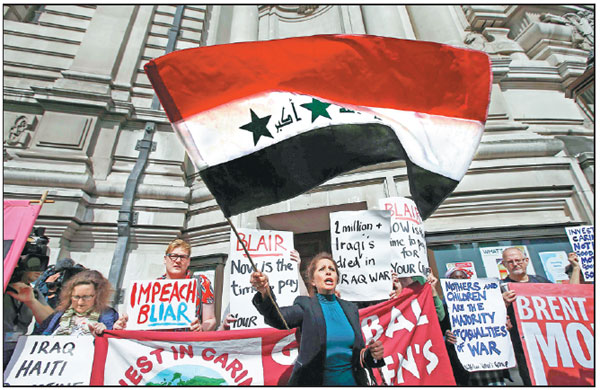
left=511, top=283, right=594, bottom=386
left=91, top=283, right=454, bottom=385
left=3, top=200, right=42, bottom=289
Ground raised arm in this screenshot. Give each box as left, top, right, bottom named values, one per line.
left=250, top=271, right=304, bottom=329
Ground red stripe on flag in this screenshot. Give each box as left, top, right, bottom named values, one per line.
left=145, top=34, right=491, bottom=124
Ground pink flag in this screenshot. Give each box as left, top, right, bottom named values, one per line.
left=3, top=200, right=42, bottom=290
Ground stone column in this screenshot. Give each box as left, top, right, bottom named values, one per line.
left=68, top=5, right=136, bottom=78
left=406, top=5, right=464, bottom=46
left=361, top=5, right=415, bottom=39
left=230, top=5, right=259, bottom=43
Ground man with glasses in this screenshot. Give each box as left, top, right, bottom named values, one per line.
left=501, top=247, right=550, bottom=386
left=114, top=239, right=217, bottom=332
left=3, top=256, right=54, bottom=367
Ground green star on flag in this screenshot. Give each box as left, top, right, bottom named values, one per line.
left=240, top=109, right=273, bottom=146
left=300, top=98, right=331, bottom=122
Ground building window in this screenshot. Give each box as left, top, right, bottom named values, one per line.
left=429, top=235, right=574, bottom=284
left=3, top=5, right=44, bottom=23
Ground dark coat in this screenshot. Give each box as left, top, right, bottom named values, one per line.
left=253, top=291, right=383, bottom=386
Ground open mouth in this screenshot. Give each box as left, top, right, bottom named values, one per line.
left=324, top=277, right=334, bottom=286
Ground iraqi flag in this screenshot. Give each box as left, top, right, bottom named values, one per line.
left=144, top=34, right=491, bottom=219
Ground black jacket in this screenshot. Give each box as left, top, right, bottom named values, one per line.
left=253, top=291, right=384, bottom=386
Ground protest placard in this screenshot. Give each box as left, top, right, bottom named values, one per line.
left=511, top=283, right=593, bottom=385
left=539, top=251, right=569, bottom=283
left=378, top=197, right=428, bottom=277
left=4, top=336, right=94, bottom=386
left=330, top=210, right=391, bottom=301
left=445, top=261, right=477, bottom=278
left=92, top=283, right=455, bottom=386
left=126, top=279, right=197, bottom=330
left=565, top=225, right=594, bottom=282
left=441, top=278, right=515, bottom=372
left=479, top=245, right=534, bottom=279
left=228, top=228, right=296, bottom=329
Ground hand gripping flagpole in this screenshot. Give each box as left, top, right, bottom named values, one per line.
left=226, top=217, right=290, bottom=330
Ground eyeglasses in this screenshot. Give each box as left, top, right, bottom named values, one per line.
left=505, top=258, right=526, bottom=266
left=71, top=295, right=95, bottom=301
left=166, top=253, right=190, bottom=261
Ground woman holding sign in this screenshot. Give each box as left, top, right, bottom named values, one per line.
left=33, top=270, right=118, bottom=336
left=251, top=252, right=384, bottom=386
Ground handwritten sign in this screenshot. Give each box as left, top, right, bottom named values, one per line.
left=441, top=278, right=515, bottom=372
left=565, top=225, right=594, bottom=282
left=479, top=245, right=534, bottom=279
left=126, top=279, right=197, bottom=330
left=330, top=210, right=391, bottom=301
left=378, top=197, right=428, bottom=277
left=228, top=228, right=296, bottom=329
left=4, top=336, right=94, bottom=385
left=539, top=251, right=569, bottom=283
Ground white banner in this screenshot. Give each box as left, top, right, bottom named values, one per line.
left=103, top=337, right=265, bottom=385
left=125, top=279, right=197, bottom=330
left=378, top=197, right=428, bottom=277
left=228, top=228, right=296, bottom=329
left=441, top=278, right=515, bottom=372
left=480, top=245, right=534, bottom=279
left=565, top=225, right=594, bottom=282
left=4, top=336, right=94, bottom=386
left=330, top=210, right=391, bottom=301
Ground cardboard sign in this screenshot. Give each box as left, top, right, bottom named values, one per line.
left=4, top=336, right=94, bottom=386
left=330, top=210, right=392, bottom=301
left=126, top=279, right=197, bottom=330
left=378, top=197, right=428, bottom=277
left=441, top=278, right=515, bottom=372
left=479, top=245, right=534, bottom=279
left=539, top=251, right=570, bottom=284
left=92, top=284, right=455, bottom=386
left=565, top=225, right=594, bottom=282
left=511, top=283, right=594, bottom=385
left=228, top=228, right=296, bottom=329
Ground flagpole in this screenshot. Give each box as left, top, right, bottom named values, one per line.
left=29, top=190, right=54, bottom=205
left=226, top=217, right=290, bottom=330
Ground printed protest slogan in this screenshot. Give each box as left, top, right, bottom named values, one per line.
left=511, top=283, right=594, bottom=386
left=441, top=278, right=515, bottom=372
left=378, top=197, right=428, bottom=277
left=479, top=245, right=534, bottom=279
left=90, top=283, right=455, bottom=386
left=126, top=279, right=197, bottom=330
left=539, top=252, right=570, bottom=283
left=565, top=225, right=594, bottom=282
left=4, top=336, right=94, bottom=386
left=362, top=283, right=455, bottom=385
left=228, top=228, right=296, bottom=329
left=330, top=210, right=391, bottom=301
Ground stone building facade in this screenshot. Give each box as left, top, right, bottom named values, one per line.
left=3, top=5, right=594, bottom=316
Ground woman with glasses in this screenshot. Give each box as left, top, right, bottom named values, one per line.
left=113, top=239, right=217, bottom=332
left=33, top=270, right=118, bottom=336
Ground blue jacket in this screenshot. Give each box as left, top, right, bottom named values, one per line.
left=33, top=307, right=119, bottom=335
left=253, top=291, right=383, bottom=386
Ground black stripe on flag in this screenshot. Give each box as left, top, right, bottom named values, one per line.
left=201, top=123, right=458, bottom=219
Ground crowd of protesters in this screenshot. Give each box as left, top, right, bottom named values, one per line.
left=3, top=237, right=588, bottom=386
